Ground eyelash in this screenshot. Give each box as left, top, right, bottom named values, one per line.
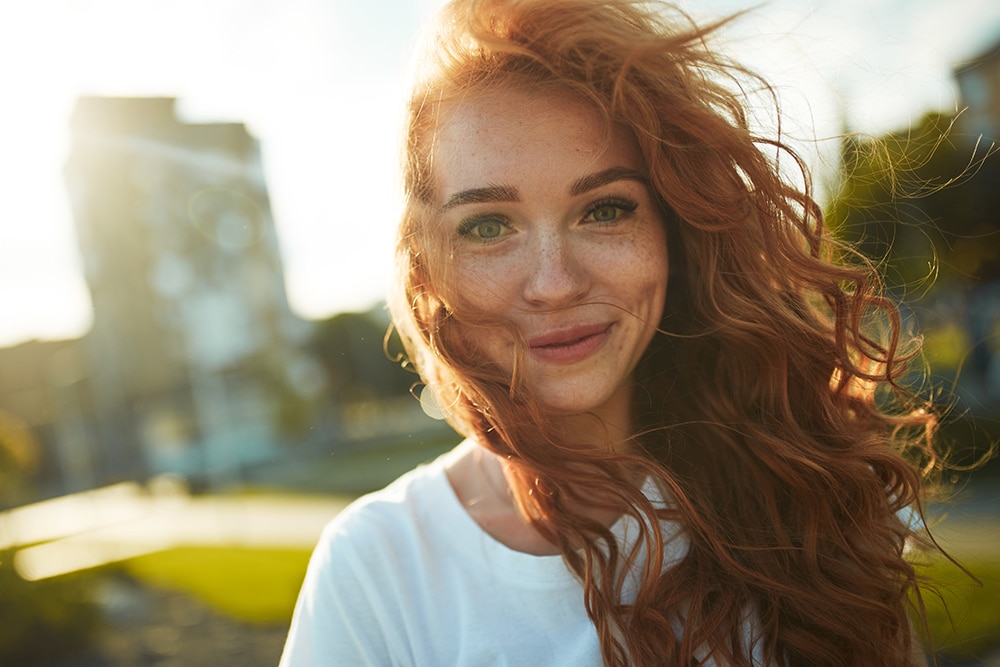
left=456, top=215, right=510, bottom=240
left=583, top=196, right=639, bottom=224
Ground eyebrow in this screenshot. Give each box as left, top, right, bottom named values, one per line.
left=441, top=184, right=519, bottom=211
left=570, top=166, right=647, bottom=195
left=439, top=166, right=647, bottom=212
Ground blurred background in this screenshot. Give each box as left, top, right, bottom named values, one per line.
left=0, top=0, right=998, bottom=665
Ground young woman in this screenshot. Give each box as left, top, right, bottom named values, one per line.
left=281, top=1, right=942, bottom=664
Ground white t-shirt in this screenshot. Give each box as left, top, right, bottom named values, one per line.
left=279, top=441, right=751, bottom=666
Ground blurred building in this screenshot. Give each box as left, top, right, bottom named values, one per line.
left=955, top=40, right=1000, bottom=143
left=0, top=96, right=452, bottom=503
left=49, top=97, right=313, bottom=491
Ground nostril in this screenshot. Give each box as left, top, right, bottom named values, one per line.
left=524, top=243, right=590, bottom=306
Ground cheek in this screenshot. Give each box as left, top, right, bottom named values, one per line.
left=451, top=320, right=518, bottom=376
left=645, top=223, right=670, bottom=291
left=449, top=256, right=522, bottom=318
left=607, top=231, right=669, bottom=305
left=649, top=248, right=670, bottom=299
left=420, top=235, right=512, bottom=319
left=444, top=261, right=519, bottom=358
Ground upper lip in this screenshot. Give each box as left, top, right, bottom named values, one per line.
left=528, top=323, right=612, bottom=348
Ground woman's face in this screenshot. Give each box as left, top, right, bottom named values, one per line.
left=430, top=88, right=668, bottom=421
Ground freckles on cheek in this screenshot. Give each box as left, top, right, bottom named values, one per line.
left=453, top=319, right=518, bottom=379
left=451, top=259, right=514, bottom=316
left=611, top=245, right=665, bottom=287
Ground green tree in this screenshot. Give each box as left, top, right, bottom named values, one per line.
left=0, top=412, right=102, bottom=664
left=827, top=112, right=1000, bottom=293
left=826, top=113, right=1000, bottom=470
left=308, top=309, right=415, bottom=404
left=0, top=411, right=40, bottom=509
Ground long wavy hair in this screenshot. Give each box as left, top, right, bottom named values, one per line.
left=389, top=1, right=942, bottom=664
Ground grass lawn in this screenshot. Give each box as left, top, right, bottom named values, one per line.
left=121, top=546, right=312, bottom=625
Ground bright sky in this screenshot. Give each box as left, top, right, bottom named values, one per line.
left=1, top=0, right=999, bottom=347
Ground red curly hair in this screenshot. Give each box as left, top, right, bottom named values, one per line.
left=389, top=1, right=942, bottom=664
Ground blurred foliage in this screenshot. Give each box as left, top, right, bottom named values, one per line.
left=0, top=413, right=102, bottom=664
left=273, top=385, right=318, bottom=438
left=121, top=546, right=311, bottom=625
left=826, top=112, right=1000, bottom=475
left=0, top=410, right=40, bottom=508
left=274, top=432, right=459, bottom=496
left=249, top=352, right=324, bottom=440
left=308, top=309, right=416, bottom=403
left=0, top=551, right=101, bottom=666
left=914, top=554, right=1000, bottom=662
left=922, top=323, right=973, bottom=372
left=827, top=112, right=1000, bottom=293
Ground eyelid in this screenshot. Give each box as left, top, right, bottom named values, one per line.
left=457, top=214, right=508, bottom=234
left=456, top=214, right=514, bottom=243
left=583, top=195, right=639, bottom=220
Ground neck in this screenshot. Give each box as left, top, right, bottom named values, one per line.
left=445, top=384, right=640, bottom=555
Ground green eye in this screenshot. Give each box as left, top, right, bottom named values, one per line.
left=590, top=205, right=619, bottom=223
left=457, top=216, right=510, bottom=242
left=584, top=198, right=638, bottom=224
left=475, top=220, right=503, bottom=239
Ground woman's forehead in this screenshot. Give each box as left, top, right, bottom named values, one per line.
left=428, top=89, right=642, bottom=197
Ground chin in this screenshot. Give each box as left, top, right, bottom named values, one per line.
left=532, top=381, right=626, bottom=420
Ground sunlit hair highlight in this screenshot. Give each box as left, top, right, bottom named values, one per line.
left=389, top=1, right=942, bottom=665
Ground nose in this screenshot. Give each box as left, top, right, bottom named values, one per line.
left=522, top=231, right=590, bottom=308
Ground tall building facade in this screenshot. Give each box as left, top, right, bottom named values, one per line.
left=61, top=97, right=311, bottom=487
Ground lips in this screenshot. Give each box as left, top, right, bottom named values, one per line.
left=527, top=323, right=612, bottom=364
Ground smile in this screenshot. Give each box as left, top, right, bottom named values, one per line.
left=528, top=323, right=613, bottom=364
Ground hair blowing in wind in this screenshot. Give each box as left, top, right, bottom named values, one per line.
left=387, top=1, right=946, bottom=665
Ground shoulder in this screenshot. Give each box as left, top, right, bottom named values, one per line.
left=314, top=448, right=455, bottom=567
left=279, top=446, right=461, bottom=666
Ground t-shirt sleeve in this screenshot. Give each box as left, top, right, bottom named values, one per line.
left=279, top=506, right=397, bottom=667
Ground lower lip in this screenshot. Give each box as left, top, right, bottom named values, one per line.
left=529, top=326, right=612, bottom=364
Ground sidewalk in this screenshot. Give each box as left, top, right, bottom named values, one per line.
left=2, top=481, right=350, bottom=581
